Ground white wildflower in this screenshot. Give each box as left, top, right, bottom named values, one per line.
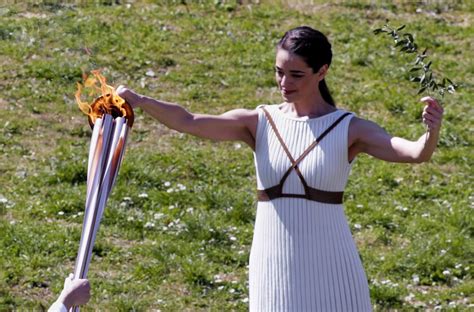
left=356, top=204, right=364, bottom=209
left=440, top=249, right=447, bottom=255
left=186, top=207, right=194, bottom=214
left=455, top=263, right=462, bottom=269
left=0, top=195, right=8, bottom=204
left=167, top=188, right=174, bottom=193
left=58, top=211, right=64, bottom=216
left=138, top=193, right=148, bottom=198
left=169, top=205, right=176, bottom=210
left=354, top=224, right=362, bottom=230
left=241, top=297, right=249, bottom=303
left=229, top=236, right=237, bottom=241
left=218, top=286, right=224, bottom=290
left=127, top=216, right=134, bottom=222
left=442, top=270, right=451, bottom=276
left=421, top=213, right=430, bottom=218
left=234, top=143, right=242, bottom=149
left=229, top=288, right=236, bottom=294
left=10, top=220, right=16, bottom=225
left=146, top=69, right=156, bottom=77
left=164, top=181, right=171, bottom=187
left=144, top=222, right=155, bottom=229
left=404, top=293, right=415, bottom=302
left=154, top=213, right=164, bottom=220
left=412, top=274, right=420, bottom=285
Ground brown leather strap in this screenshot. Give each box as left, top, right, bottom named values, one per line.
left=258, top=107, right=351, bottom=204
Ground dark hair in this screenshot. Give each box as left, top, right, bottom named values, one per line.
left=278, top=26, right=335, bottom=107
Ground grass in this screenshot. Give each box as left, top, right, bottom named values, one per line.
left=0, top=1, right=473, bottom=311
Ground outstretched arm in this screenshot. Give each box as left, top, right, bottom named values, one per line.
left=116, top=86, right=258, bottom=149
left=349, top=97, right=443, bottom=163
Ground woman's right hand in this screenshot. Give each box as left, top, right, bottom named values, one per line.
left=116, top=85, right=141, bottom=109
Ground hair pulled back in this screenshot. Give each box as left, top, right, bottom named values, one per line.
left=278, top=26, right=335, bottom=107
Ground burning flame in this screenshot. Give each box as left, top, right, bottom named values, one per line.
left=75, top=70, right=134, bottom=127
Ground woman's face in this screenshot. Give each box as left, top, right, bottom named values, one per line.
left=275, top=48, right=324, bottom=104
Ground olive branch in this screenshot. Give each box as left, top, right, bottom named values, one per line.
left=373, top=22, right=458, bottom=98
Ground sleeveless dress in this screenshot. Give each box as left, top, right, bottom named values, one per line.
left=250, top=104, right=372, bottom=312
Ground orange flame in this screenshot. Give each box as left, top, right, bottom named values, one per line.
left=75, top=70, right=134, bottom=127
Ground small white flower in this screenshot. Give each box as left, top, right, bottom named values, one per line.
left=169, top=205, right=176, bottom=210
left=455, top=263, right=462, bottom=269
left=58, top=211, right=64, bottom=216
left=241, top=297, right=249, bottom=303
left=127, top=216, right=135, bottom=222
left=229, top=236, right=237, bottom=241
left=167, top=188, right=174, bottom=193
left=442, top=270, right=451, bottom=276
left=186, top=207, right=194, bottom=214
left=404, top=293, right=415, bottom=302
left=218, top=286, right=224, bottom=290
left=146, top=69, right=156, bottom=77
left=234, top=143, right=242, bottom=150
left=448, top=301, right=456, bottom=307
left=123, top=197, right=132, bottom=201
left=394, top=177, right=404, bottom=184
left=356, top=204, right=364, bottom=209
left=144, top=222, right=155, bottom=229
left=229, top=288, right=236, bottom=293
left=0, top=196, right=8, bottom=204
left=138, top=193, right=148, bottom=198
left=154, top=213, right=164, bottom=220
left=10, top=220, right=16, bottom=225
left=421, top=213, right=430, bottom=218
left=440, top=249, right=447, bottom=255
left=412, top=274, right=420, bottom=285
left=354, top=224, right=362, bottom=230
left=164, top=181, right=171, bottom=187
left=177, top=183, right=186, bottom=191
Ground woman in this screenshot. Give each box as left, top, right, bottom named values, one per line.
left=49, top=274, right=90, bottom=312
left=117, top=26, right=443, bottom=311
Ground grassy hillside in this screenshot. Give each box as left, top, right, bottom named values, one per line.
left=0, top=1, right=472, bottom=310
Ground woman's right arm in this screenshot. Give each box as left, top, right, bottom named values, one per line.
left=116, top=86, right=258, bottom=149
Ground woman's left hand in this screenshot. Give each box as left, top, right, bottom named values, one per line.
left=421, top=96, right=444, bottom=132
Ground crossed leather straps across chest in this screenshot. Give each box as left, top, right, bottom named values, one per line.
left=257, top=107, right=351, bottom=204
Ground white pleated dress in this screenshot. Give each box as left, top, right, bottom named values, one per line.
left=250, top=104, right=372, bottom=312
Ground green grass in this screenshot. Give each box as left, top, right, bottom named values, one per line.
left=0, top=1, right=473, bottom=311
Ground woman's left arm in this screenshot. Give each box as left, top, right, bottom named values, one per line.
left=348, top=97, right=444, bottom=163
